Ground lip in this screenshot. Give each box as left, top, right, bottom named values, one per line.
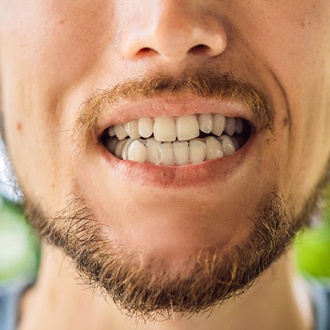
left=95, top=94, right=258, bottom=136
left=91, top=94, right=258, bottom=188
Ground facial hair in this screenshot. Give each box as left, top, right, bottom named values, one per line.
left=21, top=71, right=326, bottom=320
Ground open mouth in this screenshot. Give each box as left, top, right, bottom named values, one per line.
left=100, top=113, right=251, bottom=166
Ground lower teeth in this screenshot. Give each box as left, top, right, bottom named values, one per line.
left=106, top=135, right=238, bottom=166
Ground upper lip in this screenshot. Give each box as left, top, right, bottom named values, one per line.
left=95, top=94, right=257, bottom=138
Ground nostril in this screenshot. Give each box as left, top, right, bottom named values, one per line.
left=189, top=44, right=211, bottom=55
left=136, top=47, right=157, bottom=57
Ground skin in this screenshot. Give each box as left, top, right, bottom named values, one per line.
left=0, top=0, right=330, bottom=329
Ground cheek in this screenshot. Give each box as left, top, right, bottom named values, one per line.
left=1, top=1, right=116, bottom=91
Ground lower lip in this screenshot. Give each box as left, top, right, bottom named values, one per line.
left=96, top=134, right=255, bottom=188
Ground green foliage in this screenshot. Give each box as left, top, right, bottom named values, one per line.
left=0, top=197, right=40, bottom=283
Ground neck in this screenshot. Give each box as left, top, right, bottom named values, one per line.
left=19, top=245, right=314, bottom=330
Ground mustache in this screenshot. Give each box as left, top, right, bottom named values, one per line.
left=74, top=71, right=273, bottom=144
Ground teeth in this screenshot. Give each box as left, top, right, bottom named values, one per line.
left=220, top=135, right=236, bottom=156
left=138, top=117, right=153, bottom=138
left=124, top=119, right=140, bottom=139
left=114, top=124, right=128, bottom=141
left=212, top=114, right=226, bottom=136
left=154, top=117, right=176, bottom=142
left=224, top=117, right=235, bottom=136
left=190, top=140, right=206, bottom=164
left=206, top=137, right=223, bottom=160
left=106, top=113, right=248, bottom=165
left=173, top=141, right=189, bottom=165
left=127, top=139, right=148, bottom=162
left=176, top=115, right=200, bottom=141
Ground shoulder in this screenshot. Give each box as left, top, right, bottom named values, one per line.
left=0, top=278, right=35, bottom=330
left=308, top=279, right=330, bottom=330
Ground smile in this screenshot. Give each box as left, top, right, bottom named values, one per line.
left=101, top=113, right=251, bottom=166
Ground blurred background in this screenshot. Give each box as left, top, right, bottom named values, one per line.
left=0, top=139, right=330, bottom=284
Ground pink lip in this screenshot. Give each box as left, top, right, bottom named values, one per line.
left=92, top=95, right=258, bottom=188
left=96, top=94, right=257, bottom=135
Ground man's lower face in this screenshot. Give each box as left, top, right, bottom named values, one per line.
left=10, top=72, right=325, bottom=320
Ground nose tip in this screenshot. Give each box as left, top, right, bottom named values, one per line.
left=121, top=3, right=227, bottom=63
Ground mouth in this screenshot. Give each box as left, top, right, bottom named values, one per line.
left=100, top=113, right=252, bottom=166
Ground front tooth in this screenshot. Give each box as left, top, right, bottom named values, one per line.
left=198, top=113, right=213, bottom=134
left=138, top=117, right=153, bottom=138
left=146, top=138, right=161, bottom=164
left=159, top=143, right=175, bottom=166
left=173, top=141, right=189, bottom=165
left=127, top=139, right=148, bottom=163
left=224, top=117, right=236, bottom=136
left=124, top=120, right=140, bottom=139
left=220, top=135, right=236, bottom=156
left=114, top=124, right=128, bottom=140
left=154, top=117, right=176, bottom=142
left=212, top=114, right=226, bottom=136
left=206, top=137, right=223, bottom=160
left=190, top=140, right=206, bottom=164
left=177, top=115, right=199, bottom=141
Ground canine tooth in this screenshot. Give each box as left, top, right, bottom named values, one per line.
left=124, top=120, right=140, bottom=139
left=235, top=118, right=243, bottom=134
left=138, top=117, right=153, bottom=138
left=190, top=140, right=206, bottom=164
left=220, top=135, right=236, bottom=156
left=177, top=115, right=199, bottom=141
left=159, top=143, right=175, bottom=166
left=225, top=117, right=236, bottom=136
left=198, top=113, right=212, bottom=134
left=206, top=137, right=223, bottom=160
left=154, top=117, right=176, bottom=142
left=106, top=138, right=118, bottom=154
left=212, top=114, right=226, bottom=136
left=114, top=139, right=127, bottom=158
left=127, top=139, right=148, bottom=163
left=173, top=141, right=189, bottom=165
left=108, top=126, right=116, bottom=137
left=146, top=138, right=161, bottom=164
left=121, top=138, right=132, bottom=160
left=114, top=124, right=128, bottom=140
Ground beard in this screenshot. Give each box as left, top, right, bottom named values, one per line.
left=23, top=187, right=317, bottom=320
left=17, top=70, right=329, bottom=320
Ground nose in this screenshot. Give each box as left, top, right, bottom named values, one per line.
left=120, top=1, right=227, bottom=62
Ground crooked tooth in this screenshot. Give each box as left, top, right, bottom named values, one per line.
left=146, top=138, right=161, bottom=164
left=177, top=115, right=199, bottom=141
left=190, top=140, right=206, bottom=164
left=159, top=143, right=175, bottom=166
left=235, top=118, right=243, bottom=134
left=154, top=117, right=176, bottom=142
left=138, top=117, right=153, bottom=138
left=212, top=114, right=226, bottom=136
left=114, top=124, right=128, bottom=140
left=206, top=137, right=223, bottom=160
left=224, top=117, right=235, bottom=136
left=220, top=135, right=236, bottom=156
left=127, top=139, right=148, bottom=163
left=198, top=113, right=212, bottom=134
left=173, top=141, right=189, bottom=165
left=124, top=119, right=140, bottom=139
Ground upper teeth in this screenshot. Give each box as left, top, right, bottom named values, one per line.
left=105, top=114, right=245, bottom=165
